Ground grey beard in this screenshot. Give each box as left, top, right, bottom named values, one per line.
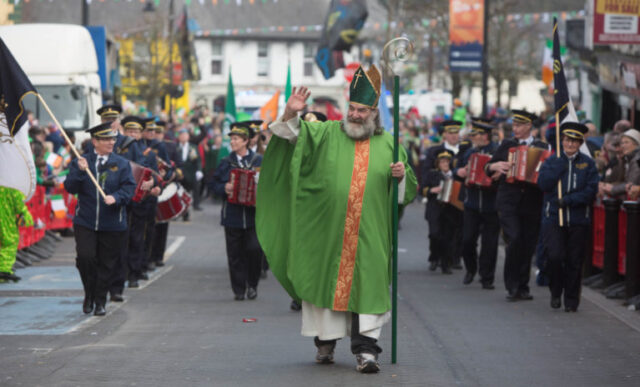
left=342, top=115, right=377, bottom=140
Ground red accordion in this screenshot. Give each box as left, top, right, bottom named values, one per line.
left=506, top=145, right=552, bottom=185
left=228, top=169, right=257, bottom=206
left=466, top=153, right=493, bottom=188
left=437, top=179, right=464, bottom=211
left=130, top=161, right=152, bottom=202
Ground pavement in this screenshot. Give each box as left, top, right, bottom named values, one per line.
left=1, top=199, right=640, bottom=386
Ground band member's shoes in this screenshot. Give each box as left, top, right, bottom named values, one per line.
left=355, top=353, right=379, bottom=373
left=155, top=261, right=165, bottom=267
left=94, top=304, right=106, bottom=316
left=428, top=262, right=438, bottom=271
left=315, top=343, right=335, bottom=364
left=517, top=291, right=534, bottom=300
left=452, top=263, right=463, bottom=270
left=138, top=272, right=149, bottom=281
left=82, top=297, right=94, bottom=314
left=481, top=282, right=495, bottom=290
left=506, top=291, right=519, bottom=302
left=247, top=288, right=257, bottom=300
left=441, top=267, right=453, bottom=275
left=290, top=300, right=302, bottom=311
left=193, top=207, right=203, bottom=211
left=234, top=294, right=245, bottom=301
left=110, top=293, right=124, bottom=302
left=0, top=272, right=21, bottom=282
left=146, top=262, right=156, bottom=271
left=128, top=279, right=139, bottom=288
left=551, top=297, right=562, bottom=309
left=564, top=306, right=578, bottom=312
left=463, top=272, right=474, bottom=285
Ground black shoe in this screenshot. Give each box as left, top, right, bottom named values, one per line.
left=155, top=261, right=165, bottom=267
left=441, top=267, right=453, bottom=275
left=234, top=294, right=245, bottom=301
left=110, top=293, right=124, bottom=302
left=517, top=291, right=534, bottom=301
left=94, top=304, right=106, bottom=316
left=0, top=272, right=21, bottom=282
left=138, top=272, right=149, bottom=281
left=247, top=287, right=257, bottom=300
left=147, top=262, right=156, bottom=271
left=428, top=261, right=438, bottom=271
left=452, top=263, right=463, bottom=270
left=564, top=306, right=578, bottom=312
left=463, top=272, right=474, bottom=285
left=128, top=279, right=139, bottom=288
left=506, top=291, right=519, bottom=302
left=260, top=270, right=268, bottom=279
left=481, top=282, right=495, bottom=290
left=551, top=297, right=561, bottom=309
left=83, top=297, right=94, bottom=314
left=290, top=300, right=302, bottom=311
left=193, top=207, right=203, bottom=211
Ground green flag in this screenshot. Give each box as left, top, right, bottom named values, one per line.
left=224, top=68, right=237, bottom=134
left=284, top=62, right=292, bottom=102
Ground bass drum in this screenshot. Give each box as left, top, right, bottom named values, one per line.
left=156, top=182, right=189, bottom=222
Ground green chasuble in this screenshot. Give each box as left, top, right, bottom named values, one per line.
left=256, top=120, right=417, bottom=315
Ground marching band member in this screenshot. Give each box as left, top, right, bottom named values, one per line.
left=213, top=121, right=263, bottom=301
left=538, top=122, right=599, bottom=312
left=64, top=123, right=135, bottom=316
left=485, top=110, right=550, bottom=302
left=457, top=120, right=500, bottom=289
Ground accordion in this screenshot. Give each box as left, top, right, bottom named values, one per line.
left=437, top=178, right=464, bottom=211
left=228, top=169, right=257, bottom=206
left=466, top=153, right=493, bottom=188
left=506, top=145, right=552, bottom=185
left=130, top=161, right=152, bottom=203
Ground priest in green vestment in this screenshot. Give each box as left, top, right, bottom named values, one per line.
left=256, top=65, right=417, bottom=373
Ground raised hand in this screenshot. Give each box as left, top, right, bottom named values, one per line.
left=283, top=86, right=311, bottom=121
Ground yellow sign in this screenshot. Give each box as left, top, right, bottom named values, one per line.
left=597, top=0, right=640, bottom=16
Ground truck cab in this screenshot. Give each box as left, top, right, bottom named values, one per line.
left=0, top=24, right=102, bottom=147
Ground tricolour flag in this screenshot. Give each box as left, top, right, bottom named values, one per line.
left=542, top=39, right=553, bottom=86
left=552, top=18, right=590, bottom=157
left=0, top=37, right=37, bottom=200
left=260, top=90, right=280, bottom=126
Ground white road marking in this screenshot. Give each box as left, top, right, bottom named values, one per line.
left=164, top=236, right=185, bottom=262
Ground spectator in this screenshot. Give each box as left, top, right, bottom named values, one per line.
left=600, top=129, right=640, bottom=198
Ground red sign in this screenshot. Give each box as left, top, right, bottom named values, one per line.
left=172, top=63, right=183, bottom=86
left=593, top=0, right=640, bottom=45
left=343, top=62, right=361, bottom=83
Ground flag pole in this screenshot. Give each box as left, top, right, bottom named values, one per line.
left=36, top=94, right=107, bottom=200
left=555, top=112, right=564, bottom=227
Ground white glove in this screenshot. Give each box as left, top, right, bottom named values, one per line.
left=196, top=170, right=204, bottom=181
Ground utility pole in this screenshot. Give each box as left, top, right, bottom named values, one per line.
left=81, top=0, right=89, bottom=26
left=481, top=0, right=489, bottom=116
left=168, top=0, right=175, bottom=123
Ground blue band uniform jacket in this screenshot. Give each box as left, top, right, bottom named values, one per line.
left=64, top=152, right=136, bottom=232
left=537, top=152, right=599, bottom=226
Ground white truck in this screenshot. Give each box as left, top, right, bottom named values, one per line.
left=0, top=23, right=102, bottom=145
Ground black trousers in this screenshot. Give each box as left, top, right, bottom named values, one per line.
left=224, top=227, right=262, bottom=296
left=142, top=205, right=157, bottom=270
left=431, top=205, right=461, bottom=270
left=126, top=207, right=147, bottom=280
left=150, top=222, right=169, bottom=264
left=546, top=223, right=589, bottom=309
left=314, top=313, right=382, bottom=356
left=109, top=207, right=132, bottom=296
left=462, top=208, right=500, bottom=284
left=74, top=225, right=125, bottom=306
left=499, top=208, right=541, bottom=293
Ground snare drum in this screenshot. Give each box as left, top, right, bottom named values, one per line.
left=156, top=182, right=189, bottom=222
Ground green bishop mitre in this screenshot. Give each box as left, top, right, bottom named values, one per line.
left=349, top=64, right=382, bottom=108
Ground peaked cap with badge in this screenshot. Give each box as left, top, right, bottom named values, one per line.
left=560, top=122, right=588, bottom=141
left=86, top=122, right=117, bottom=138
left=121, top=116, right=144, bottom=131
left=230, top=120, right=262, bottom=139
left=511, top=109, right=538, bottom=124
left=96, top=104, right=122, bottom=122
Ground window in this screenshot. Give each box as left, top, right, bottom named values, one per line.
left=257, top=42, right=269, bottom=77
left=133, top=41, right=150, bottom=62
left=210, top=41, right=223, bottom=75
left=304, top=43, right=315, bottom=77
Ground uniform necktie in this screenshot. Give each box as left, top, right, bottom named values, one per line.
left=98, top=156, right=105, bottom=171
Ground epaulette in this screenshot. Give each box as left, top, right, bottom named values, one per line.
left=118, top=136, right=136, bottom=154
